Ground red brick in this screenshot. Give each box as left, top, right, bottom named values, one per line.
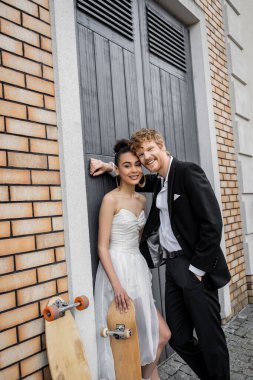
left=32, top=170, right=60, bottom=185
left=0, top=186, right=9, bottom=201
left=24, top=44, right=53, bottom=66
left=18, top=317, right=44, bottom=342
left=0, top=133, right=29, bottom=151
left=50, top=186, right=62, bottom=200
left=0, top=269, right=36, bottom=292
left=6, top=0, right=39, bottom=17
left=21, top=351, right=48, bottom=378
left=12, top=217, right=52, bottom=236
left=2, top=51, right=42, bottom=76
left=1, top=337, right=41, bottom=369
left=15, top=249, right=55, bottom=270
left=28, top=107, right=56, bottom=124
left=0, top=2, right=21, bottom=24
left=0, top=99, right=26, bottom=119
left=0, top=33, right=23, bottom=55
left=57, top=277, right=68, bottom=293
left=26, top=75, right=54, bottom=95
left=34, top=201, right=62, bottom=217
left=39, top=7, right=50, bottom=23
left=0, top=202, right=33, bottom=220
left=41, top=36, right=52, bottom=52
left=0, top=168, right=31, bottom=184
left=44, top=95, right=55, bottom=110
left=0, top=364, right=19, bottom=380
left=52, top=216, right=63, bottom=231
left=0, top=256, right=14, bottom=274
left=10, top=185, right=50, bottom=201
left=4, top=85, right=44, bottom=107
left=0, top=221, right=11, bottom=238
left=0, top=116, right=4, bottom=132
left=0, top=303, right=39, bottom=329
left=38, top=262, right=67, bottom=282
left=48, top=156, right=59, bottom=170
left=25, top=370, right=44, bottom=380
left=0, top=151, right=7, bottom=166
left=0, top=66, right=25, bottom=87
left=17, top=281, right=57, bottom=305
left=6, top=118, right=46, bottom=138
left=30, top=138, right=58, bottom=154
left=55, top=247, right=65, bottom=261
left=1, top=19, right=40, bottom=47
left=42, top=65, right=54, bottom=81
left=0, top=292, right=16, bottom=312
left=33, top=0, right=49, bottom=9
left=0, top=328, right=17, bottom=351
left=0, top=235, right=35, bottom=256
left=36, top=231, right=64, bottom=250
left=23, top=13, right=51, bottom=37
left=43, top=366, right=52, bottom=380
left=46, top=125, right=58, bottom=139
left=8, top=152, right=48, bottom=169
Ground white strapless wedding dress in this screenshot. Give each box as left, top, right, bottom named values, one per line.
left=94, top=208, right=159, bottom=380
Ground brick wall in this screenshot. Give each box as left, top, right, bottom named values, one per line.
left=194, top=0, right=248, bottom=316
left=0, top=1, right=68, bottom=378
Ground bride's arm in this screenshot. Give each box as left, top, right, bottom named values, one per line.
left=98, top=194, right=130, bottom=313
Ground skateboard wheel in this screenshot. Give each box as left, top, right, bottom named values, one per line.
left=75, top=295, right=89, bottom=311
left=101, top=327, right=109, bottom=338
left=124, top=329, right=132, bottom=339
left=43, top=305, right=60, bottom=321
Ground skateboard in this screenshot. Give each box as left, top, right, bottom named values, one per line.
left=43, top=295, right=91, bottom=380
left=101, top=299, right=142, bottom=380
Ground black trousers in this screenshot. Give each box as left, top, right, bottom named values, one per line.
left=165, top=255, right=230, bottom=380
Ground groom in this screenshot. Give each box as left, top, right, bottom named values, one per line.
left=90, top=128, right=231, bottom=380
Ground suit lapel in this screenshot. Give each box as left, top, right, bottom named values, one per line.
left=167, top=157, right=176, bottom=219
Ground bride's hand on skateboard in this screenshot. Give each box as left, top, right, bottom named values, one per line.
left=113, top=284, right=131, bottom=313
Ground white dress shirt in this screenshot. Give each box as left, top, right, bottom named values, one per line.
left=156, top=157, right=205, bottom=277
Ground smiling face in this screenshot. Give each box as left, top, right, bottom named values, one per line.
left=135, top=139, right=170, bottom=177
left=116, top=152, right=143, bottom=186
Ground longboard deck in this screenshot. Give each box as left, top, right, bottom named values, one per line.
left=45, top=296, right=91, bottom=380
left=107, top=300, right=142, bottom=380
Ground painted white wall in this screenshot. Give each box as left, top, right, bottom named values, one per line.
left=223, top=0, right=253, bottom=277
left=49, top=1, right=98, bottom=378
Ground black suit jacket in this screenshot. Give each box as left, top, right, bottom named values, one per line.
left=139, top=158, right=231, bottom=290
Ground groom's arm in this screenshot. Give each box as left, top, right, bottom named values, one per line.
left=89, top=158, right=158, bottom=192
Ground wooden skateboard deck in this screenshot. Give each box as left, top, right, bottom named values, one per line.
left=44, top=296, right=91, bottom=380
left=105, top=300, right=142, bottom=380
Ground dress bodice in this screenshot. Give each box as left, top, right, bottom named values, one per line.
left=109, top=209, right=146, bottom=251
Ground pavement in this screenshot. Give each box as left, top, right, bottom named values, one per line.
left=158, top=304, right=253, bottom=379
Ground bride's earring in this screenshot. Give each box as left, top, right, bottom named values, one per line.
left=138, top=175, right=146, bottom=188
left=116, top=175, right=120, bottom=187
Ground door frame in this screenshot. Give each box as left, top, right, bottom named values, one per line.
left=50, top=1, right=98, bottom=378
left=50, top=0, right=231, bottom=375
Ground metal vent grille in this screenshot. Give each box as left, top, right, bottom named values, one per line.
left=147, top=8, right=186, bottom=72
left=77, top=0, right=133, bottom=40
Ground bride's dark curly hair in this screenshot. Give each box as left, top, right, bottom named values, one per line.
left=114, top=139, right=131, bottom=167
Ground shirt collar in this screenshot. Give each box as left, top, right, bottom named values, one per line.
left=158, top=156, right=173, bottom=187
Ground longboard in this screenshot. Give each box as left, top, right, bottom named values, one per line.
left=101, top=299, right=142, bottom=380
left=43, top=295, right=91, bottom=380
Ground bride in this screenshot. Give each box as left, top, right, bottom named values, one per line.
left=94, top=139, right=170, bottom=380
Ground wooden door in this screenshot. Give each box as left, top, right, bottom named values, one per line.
left=76, top=0, right=199, bottom=360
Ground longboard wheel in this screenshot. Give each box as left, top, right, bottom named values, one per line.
left=101, top=327, right=109, bottom=338
left=124, top=329, right=132, bottom=339
left=75, top=295, right=89, bottom=311
left=43, top=305, right=60, bottom=321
